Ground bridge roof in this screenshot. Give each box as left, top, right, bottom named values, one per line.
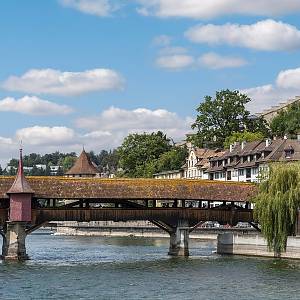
left=0, top=177, right=257, bottom=202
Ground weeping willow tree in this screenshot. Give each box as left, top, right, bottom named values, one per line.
left=253, top=163, right=300, bottom=256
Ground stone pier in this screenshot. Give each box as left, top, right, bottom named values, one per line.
left=1, top=148, right=34, bottom=261
left=168, top=220, right=190, bottom=257
left=2, top=222, right=28, bottom=261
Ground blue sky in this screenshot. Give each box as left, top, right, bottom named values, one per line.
left=0, top=0, right=300, bottom=164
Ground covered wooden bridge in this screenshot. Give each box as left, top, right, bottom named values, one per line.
left=0, top=153, right=257, bottom=260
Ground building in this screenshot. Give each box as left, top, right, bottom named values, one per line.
left=49, top=165, right=62, bottom=176
left=183, top=148, right=225, bottom=179
left=257, top=96, right=300, bottom=123
left=153, top=170, right=183, bottom=179
left=65, top=149, right=100, bottom=178
left=206, top=138, right=300, bottom=183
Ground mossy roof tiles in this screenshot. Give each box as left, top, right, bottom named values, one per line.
left=0, top=177, right=257, bottom=202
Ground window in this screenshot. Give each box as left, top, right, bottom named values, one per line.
left=238, top=169, right=245, bottom=176
left=252, top=168, right=258, bottom=175
left=215, top=173, right=220, bottom=179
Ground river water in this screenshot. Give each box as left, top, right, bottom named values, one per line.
left=0, top=233, right=300, bottom=300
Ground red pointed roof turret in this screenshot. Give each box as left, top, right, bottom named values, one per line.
left=7, top=148, right=34, bottom=194
left=65, top=149, right=99, bottom=176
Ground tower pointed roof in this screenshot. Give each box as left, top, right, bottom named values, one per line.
left=65, top=149, right=99, bottom=176
left=7, top=148, right=34, bottom=194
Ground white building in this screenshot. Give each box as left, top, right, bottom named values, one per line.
left=183, top=148, right=224, bottom=179
left=206, top=138, right=300, bottom=183
left=153, top=170, right=183, bottom=179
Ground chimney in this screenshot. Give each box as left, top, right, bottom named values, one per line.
left=265, top=139, right=272, bottom=147
left=241, top=141, right=246, bottom=150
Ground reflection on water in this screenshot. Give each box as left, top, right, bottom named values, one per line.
left=0, top=233, right=300, bottom=300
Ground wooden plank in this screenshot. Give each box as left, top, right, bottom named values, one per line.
left=31, top=208, right=253, bottom=225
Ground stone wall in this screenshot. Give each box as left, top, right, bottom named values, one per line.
left=217, top=233, right=300, bottom=259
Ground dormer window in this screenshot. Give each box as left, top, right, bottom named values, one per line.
left=284, top=145, right=294, bottom=159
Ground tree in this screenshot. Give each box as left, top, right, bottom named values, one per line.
left=118, top=131, right=172, bottom=177
left=156, top=147, right=188, bottom=172
left=59, top=156, right=77, bottom=172
left=56, top=166, right=64, bottom=176
left=0, top=165, right=3, bottom=175
left=253, top=163, right=300, bottom=256
left=8, top=166, right=16, bottom=176
left=8, top=158, right=19, bottom=168
left=45, top=165, right=51, bottom=176
left=270, top=102, right=300, bottom=137
left=224, top=131, right=265, bottom=149
left=191, top=90, right=269, bottom=148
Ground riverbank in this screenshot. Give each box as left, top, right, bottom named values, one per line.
left=217, top=233, right=300, bottom=259
left=54, top=221, right=257, bottom=240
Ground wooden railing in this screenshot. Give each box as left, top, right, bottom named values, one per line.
left=31, top=208, right=253, bottom=226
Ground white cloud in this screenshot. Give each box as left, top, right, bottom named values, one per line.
left=59, top=0, right=118, bottom=16
left=0, top=96, right=73, bottom=115
left=158, top=46, right=188, bottom=55
left=242, top=67, right=300, bottom=113
left=2, top=68, right=124, bottom=96
left=156, top=47, right=247, bottom=70
left=153, top=35, right=172, bottom=46
left=137, top=0, right=300, bottom=19
left=156, top=54, right=195, bottom=70
left=185, top=19, right=300, bottom=51
left=199, top=52, right=248, bottom=69
left=0, top=136, right=13, bottom=145
left=16, top=126, right=75, bottom=146
left=276, top=67, right=300, bottom=89
left=0, top=107, right=192, bottom=166
left=76, top=106, right=192, bottom=140
left=0, top=137, right=15, bottom=167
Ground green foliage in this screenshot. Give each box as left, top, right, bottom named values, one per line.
left=253, top=163, right=300, bottom=255
left=58, top=156, right=77, bottom=172
left=224, top=131, right=265, bottom=148
left=155, top=147, right=188, bottom=172
left=6, top=149, right=119, bottom=176
left=8, top=151, right=77, bottom=168
left=56, top=166, right=64, bottom=176
left=191, top=89, right=269, bottom=148
left=139, top=147, right=188, bottom=178
left=270, top=102, right=300, bottom=137
left=0, top=165, right=3, bottom=175
left=90, top=150, right=119, bottom=173
left=118, top=131, right=172, bottom=177
left=8, top=167, right=17, bottom=176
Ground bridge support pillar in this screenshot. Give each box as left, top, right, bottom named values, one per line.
left=2, top=222, right=28, bottom=261
left=168, top=220, right=189, bottom=257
